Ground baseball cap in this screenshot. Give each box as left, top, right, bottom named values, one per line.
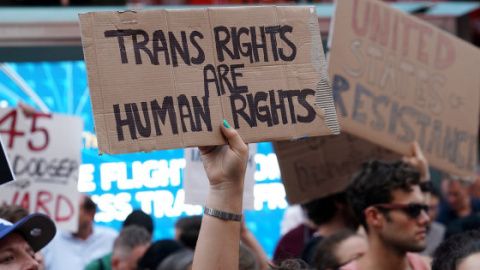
left=0, top=213, right=56, bottom=252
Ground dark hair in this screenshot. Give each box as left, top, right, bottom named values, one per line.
left=175, top=215, right=202, bottom=249
left=0, top=205, right=29, bottom=223
left=268, top=259, right=311, bottom=270
left=432, top=229, right=480, bottom=270
left=82, top=195, right=97, bottom=212
left=137, top=239, right=184, bottom=270
left=347, top=160, right=421, bottom=231
left=313, top=230, right=358, bottom=270
left=302, top=192, right=347, bottom=226
left=123, top=210, right=154, bottom=234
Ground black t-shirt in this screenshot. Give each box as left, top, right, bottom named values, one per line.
left=300, top=235, right=324, bottom=267
left=436, top=197, right=480, bottom=227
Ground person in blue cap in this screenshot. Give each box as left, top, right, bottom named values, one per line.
left=0, top=213, right=56, bottom=270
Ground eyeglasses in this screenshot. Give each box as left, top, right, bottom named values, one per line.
left=373, top=203, right=429, bottom=219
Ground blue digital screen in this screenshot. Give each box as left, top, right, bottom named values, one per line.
left=0, top=61, right=287, bottom=257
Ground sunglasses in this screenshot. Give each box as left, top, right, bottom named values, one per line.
left=373, top=203, right=429, bottom=219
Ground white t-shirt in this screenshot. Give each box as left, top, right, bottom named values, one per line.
left=43, top=225, right=118, bottom=270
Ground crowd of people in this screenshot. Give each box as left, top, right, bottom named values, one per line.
left=1, top=121, right=480, bottom=270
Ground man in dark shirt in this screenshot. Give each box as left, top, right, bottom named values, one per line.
left=436, top=174, right=480, bottom=235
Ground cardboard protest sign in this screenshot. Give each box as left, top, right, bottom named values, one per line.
left=328, top=0, right=480, bottom=179
left=183, top=144, right=257, bottom=209
left=79, top=6, right=339, bottom=155
left=274, top=133, right=399, bottom=204
left=0, top=108, right=83, bottom=231
left=0, top=136, right=15, bottom=186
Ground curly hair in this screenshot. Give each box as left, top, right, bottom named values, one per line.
left=432, top=229, right=480, bottom=270
left=347, top=160, right=421, bottom=232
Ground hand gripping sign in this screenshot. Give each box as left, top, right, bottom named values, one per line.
left=79, top=6, right=339, bottom=155
left=183, top=144, right=257, bottom=209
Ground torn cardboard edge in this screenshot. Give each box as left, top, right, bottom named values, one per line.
left=79, top=6, right=340, bottom=155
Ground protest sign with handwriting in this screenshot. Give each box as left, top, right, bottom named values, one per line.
left=274, top=133, right=399, bottom=204
left=0, top=108, right=83, bottom=231
left=328, top=0, right=480, bottom=179
left=79, top=6, right=339, bottom=155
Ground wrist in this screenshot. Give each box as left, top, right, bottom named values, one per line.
left=206, top=186, right=244, bottom=215
left=209, top=179, right=244, bottom=198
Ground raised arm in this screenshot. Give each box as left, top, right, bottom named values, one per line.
left=240, top=217, right=272, bottom=270
left=192, top=120, right=249, bottom=270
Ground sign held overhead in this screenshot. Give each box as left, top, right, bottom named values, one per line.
left=0, top=108, right=83, bottom=231
left=274, top=133, right=399, bottom=204
left=328, top=0, right=480, bottom=179
left=79, top=6, right=339, bottom=155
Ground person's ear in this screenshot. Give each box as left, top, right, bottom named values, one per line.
left=87, top=209, right=96, bottom=221
left=111, top=256, right=119, bottom=270
left=364, top=206, right=384, bottom=230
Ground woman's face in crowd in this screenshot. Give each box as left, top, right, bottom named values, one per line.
left=457, top=252, right=480, bottom=270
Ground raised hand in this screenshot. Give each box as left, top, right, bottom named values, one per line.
left=403, top=141, right=430, bottom=182
left=198, top=120, right=249, bottom=192
left=193, top=120, right=249, bottom=270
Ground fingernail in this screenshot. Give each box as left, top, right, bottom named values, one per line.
left=290, top=136, right=309, bottom=142
left=223, top=119, right=231, bottom=128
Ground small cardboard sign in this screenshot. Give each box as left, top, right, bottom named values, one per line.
left=183, top=144, right=257, bottom=209
left=79, top=6, right=339, bottom=155
left=328, top=0, right=480, bottom=179
left=274, top=133, right=399, bottom=204
left=0, top=108, right=83, bottom=231
left=0, top=136, right=14, bottom=186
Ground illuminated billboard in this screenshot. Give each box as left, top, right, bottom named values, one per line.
left=0, top=61, right=287, bottom=256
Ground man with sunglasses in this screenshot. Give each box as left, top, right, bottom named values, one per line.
left=341, top=160, right=430, bottom=270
